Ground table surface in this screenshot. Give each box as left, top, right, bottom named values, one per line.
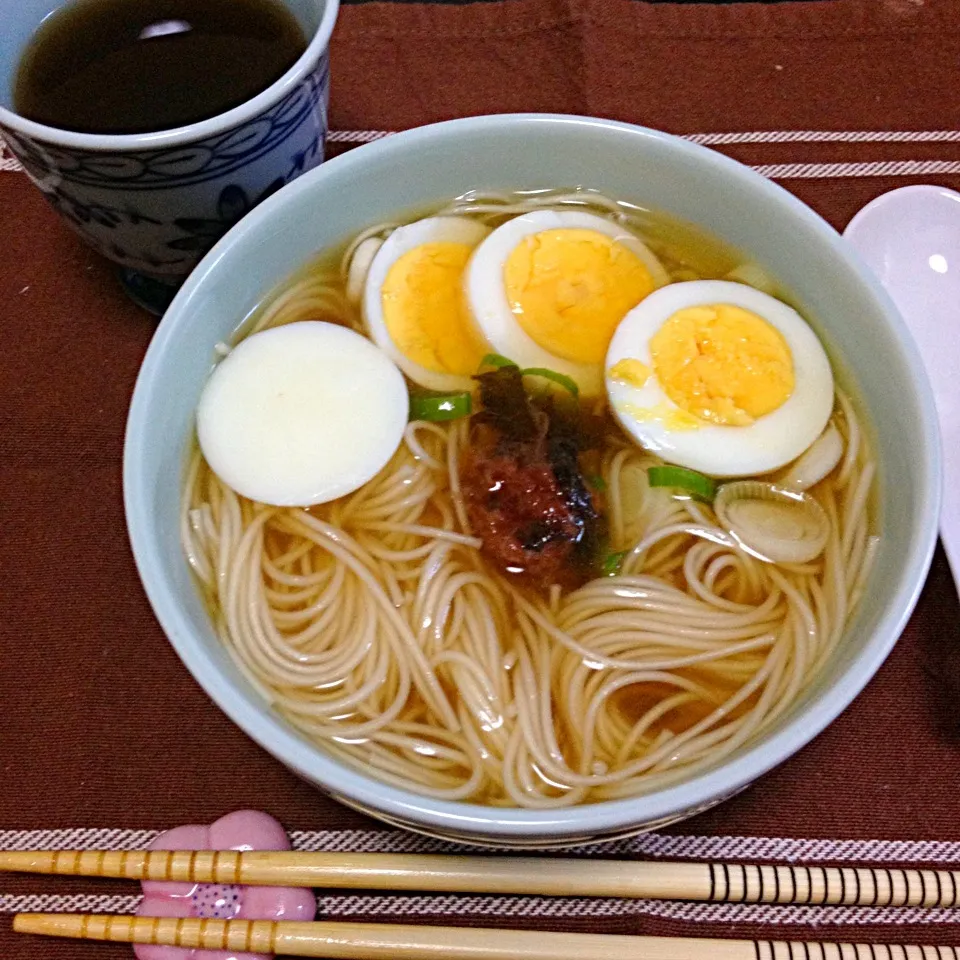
left=3, top=0, right=960, bottom=955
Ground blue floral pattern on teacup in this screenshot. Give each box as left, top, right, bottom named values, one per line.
left=0, top=54, right=329, bottom=280
left=168, top=181, right=286, bottom=254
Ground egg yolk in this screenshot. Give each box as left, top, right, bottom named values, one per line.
left=504, top=229, right=656, bottom=364
left=608, top=358, right=651, bottom=389
left=382, top=242, right=487, bottom=376
left=650, top=304, right=794, bottom=426
left=617, top=401, right=701, bottom=432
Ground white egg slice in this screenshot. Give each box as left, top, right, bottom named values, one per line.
left=465, top=210, right=669, bottom=397
left=363, top=216, right=492, bottom=392
left=605, top=280, right=834, bottom=477
left=197, top=321, right=408, bottom=506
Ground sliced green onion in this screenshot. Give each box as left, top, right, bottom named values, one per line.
left=601, top=550, right=629, bottom=577
left=589, top=474, right=607, bottom=492
left=521, top=367, right=579, bottom=398
left=409, top=391, right=473, bottom=422
left=647, top=465, right=717, bottom=502
left=478, top=355, right=580, bottom=401
left=479, top=353, right=518, bottom=370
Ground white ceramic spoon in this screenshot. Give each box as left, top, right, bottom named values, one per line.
left=844, top=185, right=959, bottom=580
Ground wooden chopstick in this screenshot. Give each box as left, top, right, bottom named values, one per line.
left=13, top=913, right=959, bottom=959
left=1, top=849, right=958, bottom=907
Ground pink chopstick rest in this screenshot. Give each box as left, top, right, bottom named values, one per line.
left=134, top=810, right=316, bottom=960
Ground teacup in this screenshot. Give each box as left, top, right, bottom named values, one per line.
left=0, top=0, right=338, bottom=313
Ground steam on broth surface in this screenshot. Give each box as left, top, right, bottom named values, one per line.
left=182, top=188, right=878, bottom=807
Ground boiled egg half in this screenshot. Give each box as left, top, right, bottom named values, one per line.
left=363, top=217, right=492, bottom=393
left=465, top=210, right=669, bottom=397
left=605, top=280, right=834, bottom=477
left=197, top=321, right=408, bottom=506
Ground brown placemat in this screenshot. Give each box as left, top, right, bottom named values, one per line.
left=4, top=0, right=960, bottom=954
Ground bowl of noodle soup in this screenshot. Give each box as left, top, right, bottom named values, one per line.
left=125, top=114, right=940, bottom=845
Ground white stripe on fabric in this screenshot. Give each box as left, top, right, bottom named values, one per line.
left=0, top=829, right=159, bottom=851
left=4, top=829, right=960, bottom=926
left=0, top=893, right=141, bottom=914
left=685, top=130, right=960, bottom=145
left=752, top=159, right=960, bottom=179
left=1, top=890, right=959, bottom=926
left=4, top=828, right=960, bottom=863
left=311, top=894, right=960, bottom=925
left=327, top=130, right=393, bottom=143
left=0, top=827, right=159, bottom=850
left=286, top=830, right=960, bottom=864
left=2, top=130, right=960, bottom=179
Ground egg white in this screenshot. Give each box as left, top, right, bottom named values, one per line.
left=605, top=280, right=835, bottom=477
left=464, top=210, right=669, bottom=397
left=363, top=216, right=492, bottom=392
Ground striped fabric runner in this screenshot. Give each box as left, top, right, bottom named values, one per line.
left=3, top=829, right=960, bottom=926
left=4, top=130, right=960, bottom=179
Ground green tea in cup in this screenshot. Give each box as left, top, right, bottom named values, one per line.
left=14, top=0, right=307, bottom=135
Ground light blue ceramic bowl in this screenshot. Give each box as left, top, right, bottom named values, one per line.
left=124, top=114, right=940, bottom=846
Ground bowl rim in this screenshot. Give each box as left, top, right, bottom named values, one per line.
left=0, top=0, right=338, bottom=153
left=124, top=113, right=942, bottom=840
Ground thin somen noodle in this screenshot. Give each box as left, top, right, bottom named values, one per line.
left=182, top=189, right=877, bottom=808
